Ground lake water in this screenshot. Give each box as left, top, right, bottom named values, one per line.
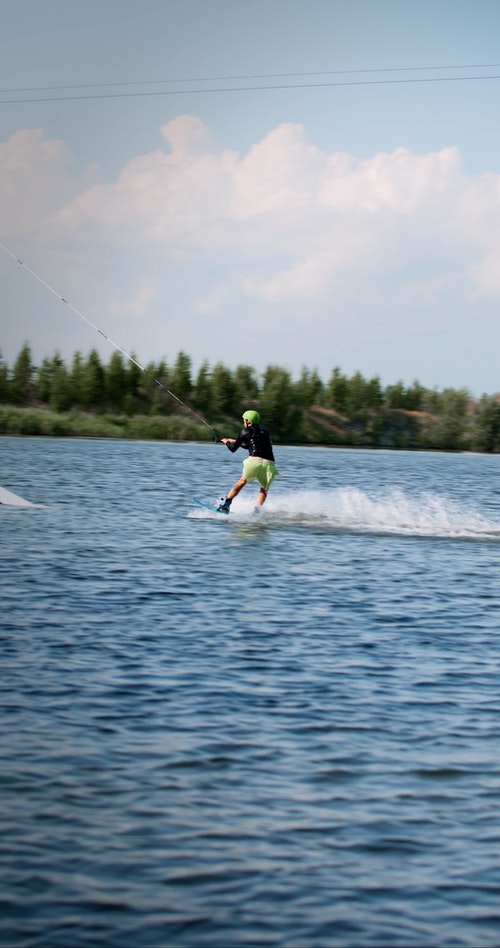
left=2, top=437, right=500, bottom=947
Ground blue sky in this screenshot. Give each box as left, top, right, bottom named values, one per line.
left=1, top=0, right=500, bottom=395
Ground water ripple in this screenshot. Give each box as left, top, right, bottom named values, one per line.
left=2, top=441, right=500, bottom=946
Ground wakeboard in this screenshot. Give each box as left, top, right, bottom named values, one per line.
left=192, top=497, right=229, bottom=515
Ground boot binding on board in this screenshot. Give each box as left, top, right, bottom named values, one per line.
left=217, top=498, right=231, bottom=514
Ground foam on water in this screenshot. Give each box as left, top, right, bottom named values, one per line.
left=192, top=487, right=500, bottom=540
left=273, top=487, right=500, bottom=539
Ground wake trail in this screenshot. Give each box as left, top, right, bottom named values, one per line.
left=201, top=487, right=500, bottom=541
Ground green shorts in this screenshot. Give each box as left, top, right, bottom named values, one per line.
left=242, top=456, right=279, bottom=491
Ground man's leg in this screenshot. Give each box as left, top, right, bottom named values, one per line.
left=227, top=476, right=247, bottom=501
left=218, top=476, right=247, bottom=512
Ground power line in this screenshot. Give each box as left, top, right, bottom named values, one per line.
left=2, top=62, right=500, bottom=95
left=1, top=66, right=500, bottom=104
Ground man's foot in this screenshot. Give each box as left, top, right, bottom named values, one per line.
left=217, top=498, right=231, bottom=514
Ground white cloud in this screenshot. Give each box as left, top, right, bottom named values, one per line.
left=9, top=115, right=495, bottom=309
left=447, top=171, right=500, bottom=298
left=3, top=115, right=500, bottom=390
left=50, top=115, right=235, bottom=246
left=230, top=122, right=323, bottom=219
left=192, top=282, right=230, bottom=315
left=0, top=128, right=100, bottom=239
left=319, top=145, right=463, bottom=214
left=109, top=281, right=158, bottom=320
left=0, top=129, right=70, bottom=237
left=244, top=251, right=336, bottom=302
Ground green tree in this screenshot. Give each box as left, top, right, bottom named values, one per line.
left=345, top=371, right=368, bottom=414
left=70, top=351, right=85, bottom=407
left=260, top=365, right=298, bottom=438
left=294, top=367, right=324, bottom=407
left=36, top=353, right=74, bottom=410
left=385, top=379, right=426, bottom=411
left=421, top=388, right=441, bottom=413
left=0, top=352, right=8, bottom=402
left=49, top=359, right=72, bottom=412
left=431, top=388, right=470, bottom=450
left=80, top=349, right=105, bottom=410
left=385, top=380, right=406, bottom=409
left=10, top=343, right=35, bottom=405
left=169, top=351, right=192, bottom=402
left=326, top=367, right=348, bottom=412
left=136, top=359, right=167, bottom=413
left=124, top=354, right=142, bottom=414
left=106, top=351, right=127, bottom=411
left=193, top=360, right=211, bottom=413
left=232, top=364, right=260, bottom=410
left=474, top=396, right=500, bottom=452
left=209, top=362, right=235, bottom=415
left=36, top=356, right=54, bottom=404
left=405, top=380, right=425, bottom=411
left=365, top=375, right=383, bottom=410
left=150, top=358, right=170, bottom=414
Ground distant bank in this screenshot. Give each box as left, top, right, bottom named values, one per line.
left=1, top=404, right=499, bottom=452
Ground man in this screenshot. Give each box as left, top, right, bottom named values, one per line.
left=217, top=410, right=279, bottom=513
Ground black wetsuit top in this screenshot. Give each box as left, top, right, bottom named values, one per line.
left=226, top=424, right=275, bottom=462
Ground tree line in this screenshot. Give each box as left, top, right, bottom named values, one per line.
left=1, top=343, right=500, bottom=451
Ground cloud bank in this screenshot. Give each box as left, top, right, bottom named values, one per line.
left=2, top=115, right=500, bottom=390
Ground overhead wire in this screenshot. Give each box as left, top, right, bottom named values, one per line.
left=1, top=63, right=500, bottom=103
left=2, top=61, right=500, bottom=92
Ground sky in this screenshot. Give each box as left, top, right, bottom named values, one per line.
left=1, top=0, right=500, bottom=396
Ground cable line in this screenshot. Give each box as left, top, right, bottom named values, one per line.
left=2, top=61, right=500, bottom=96
left=0, top=242, right=220, bottom=440
left=1, top=70, right=500, bottom=104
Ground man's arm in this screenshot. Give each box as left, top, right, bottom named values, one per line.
left=221, top=429, right=246, bottom=452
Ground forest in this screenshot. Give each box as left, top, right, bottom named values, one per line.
left=2, top=343, right=500, bottom=452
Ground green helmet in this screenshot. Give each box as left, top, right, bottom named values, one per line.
left=242, top=410, right=260, bottom=424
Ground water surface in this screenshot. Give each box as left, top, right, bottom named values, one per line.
left=2, top=438, right=500, bottom=946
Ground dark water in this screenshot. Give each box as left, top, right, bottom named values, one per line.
left=2, top=437, right=500, bottom=947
